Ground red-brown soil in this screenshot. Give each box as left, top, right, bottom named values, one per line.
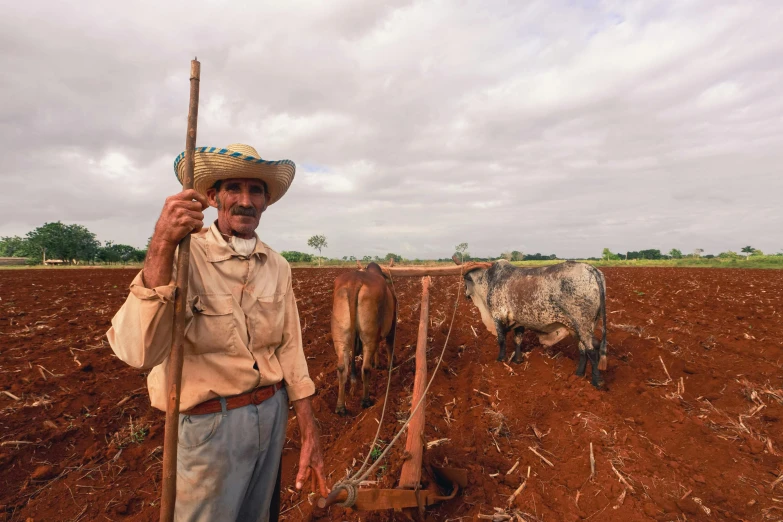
left=1, top=267, right=782, bottom=522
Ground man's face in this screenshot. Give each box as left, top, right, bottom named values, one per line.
left=206, top=178, right=270, bottom=238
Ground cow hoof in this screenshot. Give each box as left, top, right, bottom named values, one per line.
left=335, top=406, right=348, bottom=416
left=361, top=398, right=374, bottom=409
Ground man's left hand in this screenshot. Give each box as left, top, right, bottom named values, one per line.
left=292, top=397, right=330, bottom=497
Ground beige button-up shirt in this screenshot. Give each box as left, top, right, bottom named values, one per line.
left=106, top=223, right=315, bottom=412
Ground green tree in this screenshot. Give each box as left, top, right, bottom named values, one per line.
left=668, top=248, right=683, bottom=259
left=281, top=251, right=313, bottom=263
left=26, top=222, right=100, bottom=264
left=454, top=243, right=469, bottom=263
left=740, top=246, right=754, bottom=259
left=362, top=255, right=372, bottom=263
left=627, top=249, right=663, bottom=260
left=307, top=235, right=328, bottom=266
left=97, top=241, right=145, bottom=264
left=524, top=253, right=557, bottom=260
left=384, top=253, right=403, bottom=263
left=640, top=249, right=663, bottom=260
left=0, top=236, right=34, bottom=257
left=602, top=248, right=620, bottom=261
left=511, top=250, right=524, bottom=261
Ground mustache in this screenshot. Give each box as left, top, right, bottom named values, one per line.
left=230, top=205, right=258, bottom=217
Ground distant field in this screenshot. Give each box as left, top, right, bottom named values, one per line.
left=292, top=256, right=783, bottom=270
left=578, top=256, right=783, bottom=269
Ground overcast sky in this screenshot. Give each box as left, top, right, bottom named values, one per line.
left=1, top=1, right=781, bottom=259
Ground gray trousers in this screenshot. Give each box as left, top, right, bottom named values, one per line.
left=175, top=388, right=288, bottom=522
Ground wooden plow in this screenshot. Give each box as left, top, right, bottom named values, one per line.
left=317, top=261, right=491, bottom=517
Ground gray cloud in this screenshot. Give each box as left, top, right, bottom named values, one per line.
left=1, top=0, right=781, bottom=258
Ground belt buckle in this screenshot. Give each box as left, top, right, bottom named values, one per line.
left=251, top=388, right=264, bottom=404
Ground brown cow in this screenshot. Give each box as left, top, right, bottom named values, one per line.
left=332, top=262, right=397, bottom=415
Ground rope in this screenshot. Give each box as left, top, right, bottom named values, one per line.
left=335, top=483, right=358, bottom=508
left=331, top=269, right=465, bottom=506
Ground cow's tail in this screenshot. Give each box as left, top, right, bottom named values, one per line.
left=349, top=285, right=361, bottom=383
left=587, top=265, right=608, bottom=370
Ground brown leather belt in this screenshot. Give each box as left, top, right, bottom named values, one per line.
left=182, top=382, right=284, bottom=416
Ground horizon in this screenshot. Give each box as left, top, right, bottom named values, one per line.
left=2, top=218, right=769, bottom=262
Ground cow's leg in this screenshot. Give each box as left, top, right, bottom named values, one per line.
left=335, top=338, right=351, bottom=416
left=335, top=366, right=348, bottom=415
left=568, top=317, right=589, bottom=378
left=332, top=291, right=354, bottom=416
left=494, top=320, right=509, bottom=362
left=575, top=350, right=587, bottom=377
left=588, top=346, right=604, bottom=388
left=577, top=331, right=604, bottom=388
left=360, top=334, right=378, bottom=409
left=511, top=326, right=525, bottom=363
left=588, top=339, right=604, bottom=389
left=383, top=338, right=393, bottom=370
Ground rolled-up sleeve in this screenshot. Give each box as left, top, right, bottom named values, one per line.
left=106, top=270, right=177, bottom=370
left=275, top=268, right=315, bottom=402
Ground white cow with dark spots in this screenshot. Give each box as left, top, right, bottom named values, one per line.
left=461, top=259, right=607, bottom=388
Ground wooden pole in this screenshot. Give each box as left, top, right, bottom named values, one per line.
left=160, top=58, right=200, bottom=522
left=398, top=276, right=431, bottom=489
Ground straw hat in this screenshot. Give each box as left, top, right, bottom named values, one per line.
left=173, top=144, right=295, bottom=205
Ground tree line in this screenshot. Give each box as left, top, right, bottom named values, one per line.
left=600, top=246, right=773, bottom=261
left=0, top=222, right=146, bottom=265
left=4, top=226, right=777, bottom=266
left=282, top=238, right=559, bottom=264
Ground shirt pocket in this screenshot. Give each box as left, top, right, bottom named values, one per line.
left=184, top=294, right=237, bottom=356
left=252, top=294, right=285, bottom=350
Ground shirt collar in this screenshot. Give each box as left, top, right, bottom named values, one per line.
left=205, top=222, right=269, bottom=263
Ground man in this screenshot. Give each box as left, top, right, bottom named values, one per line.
left=107, top=143, right=329, bottom=521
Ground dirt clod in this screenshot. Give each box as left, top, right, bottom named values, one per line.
left=676, top=498, right=701, bottom=515
left=30, top=465, right=56, bottom=481
left=747, top=438, right=765, bottom=454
